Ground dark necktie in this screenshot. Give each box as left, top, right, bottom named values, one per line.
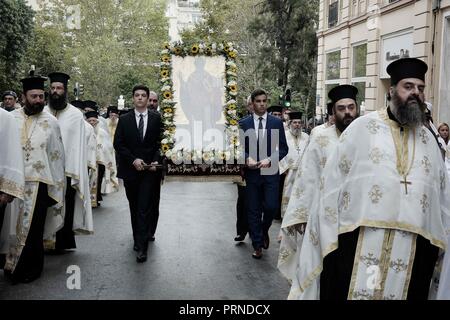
left=138, top=114, right=144, bottom=141
left=257, top=117, right=263, bottom=161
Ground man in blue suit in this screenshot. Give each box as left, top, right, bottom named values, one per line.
left=239, top=89, right=289, bottom=259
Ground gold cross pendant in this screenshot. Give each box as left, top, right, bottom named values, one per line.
left=400, top=177, right=412, bottom=194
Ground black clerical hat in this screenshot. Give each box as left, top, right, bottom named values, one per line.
left=386, top=58, right=428, bottom=85
left=108, top=105, right=119, bottom=113
left=85, top=110, right=98, bottom=119
left=48, top=72, right=70, bottom=86
left=268, top=105, right=283, bottom=113
left=71, top=100, right=85, bottom=110
left=21, top=76, right=47, bottom=93
left=327, top=101, right=334, bottom=115
left=84, top=100, right=98, bottom=111
left=289, top=111, right=302, bottom=120
left=2, top=90, right=17, bottom=99
left=328, top=85, right=358, bottom=104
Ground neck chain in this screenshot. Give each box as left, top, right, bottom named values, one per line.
left=22, top=111, right=39, bottom=162
left=389, top=123, right=416, bottom=195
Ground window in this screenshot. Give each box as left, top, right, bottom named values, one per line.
left=351, top=44, right=367, bottom=106
left=351, top=0, right=368, bottom=17
left=328, top=0, right=339, bottom=28
left=326, top=50, right=341, bottom=81
left=324, top=50, right=341, bottom=107
left=352, top=44, right=367, bottom=78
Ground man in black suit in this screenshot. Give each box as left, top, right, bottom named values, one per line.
left=114, top=85, right=162, bottom=263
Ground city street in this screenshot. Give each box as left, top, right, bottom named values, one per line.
left=0, top=181, right=290, bottom=300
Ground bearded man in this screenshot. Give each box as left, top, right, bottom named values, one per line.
left=44, top=72, right=93, bottom=252
left=292, top=58, right=450, bottom=300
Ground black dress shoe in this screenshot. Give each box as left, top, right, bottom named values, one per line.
left=136, top=251, right=147, bottom=263
left=252, top=248, right=263, bottom=259
left=234, top=234, right=245, bottom=242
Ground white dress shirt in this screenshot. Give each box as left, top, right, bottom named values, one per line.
left=253, top=112, right=267, bottom=139
left=134, top=109, right=148, bottom=139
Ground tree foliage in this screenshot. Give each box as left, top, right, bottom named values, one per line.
left=22, top=0, right=169, bottom=107
left=182, top=0, right=319, bottom=118
left=0, top=0, right=34, bottom=93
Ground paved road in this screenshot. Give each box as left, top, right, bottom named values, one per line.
left=0, top=181, right=290, bottom=300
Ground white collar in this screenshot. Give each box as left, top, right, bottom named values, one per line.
left=253, top=112, right=268, bottom=121
left=134, top=109, right=148, bottom=117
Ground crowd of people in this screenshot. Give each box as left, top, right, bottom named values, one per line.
left=236, top=57, right=450, bottom=300
left=0, top=72, right=163, bottom=283
left=1, top=57, right=450, bottom=300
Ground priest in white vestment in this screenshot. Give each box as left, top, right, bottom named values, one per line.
left=0, top=108, right=25, bottom=260
left=4, top=76, right=65, bottom=283
left=310, top=102, right=335, bottom=137
left=293, top=58, right=450, bottom=300
left=84, top=100, right=110, bottom=136
left=279, top=111, right=309, bottom=217
left=278, top=85, right=359, bottom=284
left=45, top=72, right=93, bottom=251
left=85, top=111, right=119, bottom=207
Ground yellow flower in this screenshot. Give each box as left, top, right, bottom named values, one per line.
left=205, top=47, right=212, bottom=55
left=164, top=108, right=173, bottom=113
left=229, top=119, right=238, bottom=126
left=228, top=51, right=237, bottom=58
left=163, top=42, right=170, bottom=50
left=224, top=45, right=230, bottom=52
left=169, top=127, right=176, bottom=133
left=229, top=84, right=237, bottom=92
left=162, top=144, right=170, bottom=152
left=160, top=69, right=170, bottom=78
left=163, top=91, right=172, bottom=100
left=191, top=44, right=199, bottom=54
left=228, top=104, right=237, bottom=110
left=161, top=55, right=171, bottom=62
left=231, top=137, right=239, bottom=145
left=174, top=47, right=182, bottom=55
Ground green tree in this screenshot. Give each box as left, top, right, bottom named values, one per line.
left=26, top=0, right=169, bottom=108
left=248, top=0, right=319, bottom=118
left=0, top=0, right=34, bottom=92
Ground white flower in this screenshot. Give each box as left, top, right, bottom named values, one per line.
left=161, top=138, right=168, bottom=144
left=226, top=61, right=236, bottom=67
left=226, top=100, right=236, bottom=105
left=226, top=71, right=237, bottom=77
left=211, top=43, right=217, bottom=50
left=161, top=49, right=169, bottom=55
left=229, top=91, right=238, bottom=96
left=164, top=112, right=172, bottom=118
left=160, top=77, right=171, bottom=83
left=165, top=150, right=173, bottom=157
left=227, top=109, right=237, bottom=115
left=227, top=80, right=237, bottom=86
left=161, top=85, right=171, bottom=91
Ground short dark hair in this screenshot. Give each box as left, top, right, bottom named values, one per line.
left=251, top=89, right=267, bottom=102
left=132, top=85, right=149, bottom=97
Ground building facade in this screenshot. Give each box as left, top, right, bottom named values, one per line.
left=167, top=0, right=203, bottom=42
left=316, top=0, right=450, bottom=123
